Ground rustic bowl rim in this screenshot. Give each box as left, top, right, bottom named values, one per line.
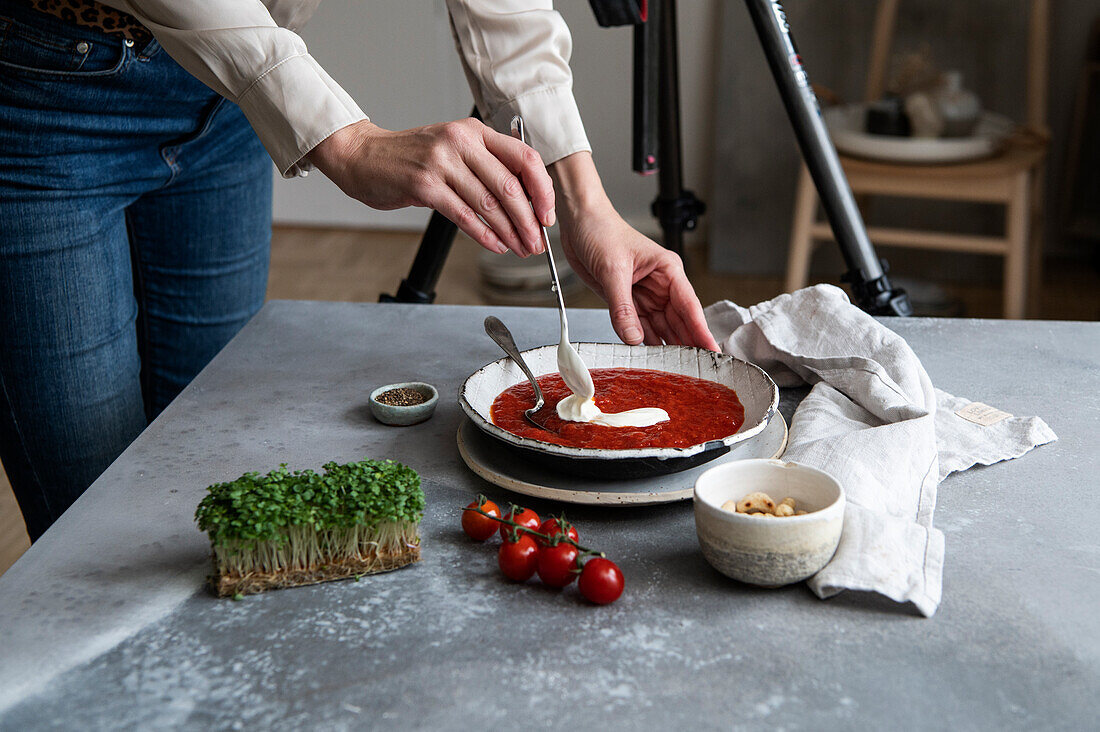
left=459, top=343, right=778, bottom=461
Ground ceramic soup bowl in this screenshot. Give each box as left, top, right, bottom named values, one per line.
left=459, top=343, right=778, bottom=479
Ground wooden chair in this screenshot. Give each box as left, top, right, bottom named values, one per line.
left=784, top=0, right=1050, bottom=318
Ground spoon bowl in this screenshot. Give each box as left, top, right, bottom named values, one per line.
left=483, top=316, right=555, bottom=431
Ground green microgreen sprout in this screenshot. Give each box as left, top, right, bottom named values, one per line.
left=195, top=459, right=425, bottom=579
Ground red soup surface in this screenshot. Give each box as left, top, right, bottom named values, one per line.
left=490, top=367, right=745, bottom=449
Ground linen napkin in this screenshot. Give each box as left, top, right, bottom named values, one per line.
left=704, top=285, right=1056, bottom=617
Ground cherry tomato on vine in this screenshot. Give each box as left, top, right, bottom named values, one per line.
left=500, top=507, right=540, bottom=542
left=461, top=498, right=500, bottom=541
left=578, top=557, right=625, bottom=605
left=498, top=535, right=539, bottom=581
left=535, top=518, right=579, bottom=548
left=537, top=542, right=579, bottom=588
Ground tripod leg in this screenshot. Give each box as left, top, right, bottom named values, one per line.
left=379, top=211, right=459, bottom=304
left=632, top=0, right=704, bottom=257
left=656, top=0, right=685, bottom=256
left=380, top=108, right=479, bottom=304
left=742, top=0, right=911, bottom=316
left=633, top=6, right=659, bottom=174
left=649, top=0, right=705, bottom=259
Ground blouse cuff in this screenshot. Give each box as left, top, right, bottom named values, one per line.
left=235, top=53, right=368, bottom=178
left=485, top=85, right=591, bottom=166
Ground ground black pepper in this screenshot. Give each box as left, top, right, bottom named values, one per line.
left=376, top=387, right=428, bottom=406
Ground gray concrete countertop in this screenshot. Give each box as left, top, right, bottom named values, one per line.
left=0, top=302, right=1097, bottom=730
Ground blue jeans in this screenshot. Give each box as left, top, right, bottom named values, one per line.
left=0, top=1, right=272, bottom=540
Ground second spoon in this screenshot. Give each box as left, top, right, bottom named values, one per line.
left=483, top=316, right=554, bottom=431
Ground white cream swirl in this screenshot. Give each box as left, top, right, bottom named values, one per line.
left=554, top=321, right=670, bottom=428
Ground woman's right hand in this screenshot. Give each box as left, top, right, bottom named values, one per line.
left=308, top=118, right=554, bottom=258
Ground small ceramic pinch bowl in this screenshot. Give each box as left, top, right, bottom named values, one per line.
left=369, top=382, right=438, bottom=426
left=694, top=459, right=845, bottom=587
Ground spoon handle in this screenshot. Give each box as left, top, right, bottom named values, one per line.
left=484, top=316, right=545, bottom=407
left=510, top=115, right=570, bottom=337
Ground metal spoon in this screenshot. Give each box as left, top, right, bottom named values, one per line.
left=509, top=115, right=595, bottom=402
left=483, top=316, right=554, bottom=431
left=509, top=116, right=567, bottom=316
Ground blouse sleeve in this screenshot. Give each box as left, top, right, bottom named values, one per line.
left=445, top=0, right=591, bottom=165
left=101, top=0, right=367, bottom=177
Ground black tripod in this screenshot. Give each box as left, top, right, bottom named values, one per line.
left=383, top=0, right=911, bottom=316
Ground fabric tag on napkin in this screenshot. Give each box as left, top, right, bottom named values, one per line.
left=704, top=285, right=1056, bottom=617
left=954, top=401, right=1012, bottom=426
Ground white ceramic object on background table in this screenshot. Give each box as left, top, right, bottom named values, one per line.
left=824, top=103, right=1015, bottom=164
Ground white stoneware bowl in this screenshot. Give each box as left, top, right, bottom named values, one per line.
left=694, top=459, right=844, bottom=587
left=459, top=343, right=778, bottom=479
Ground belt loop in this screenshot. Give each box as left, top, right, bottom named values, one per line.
left=136, top=38, right=161, bottom=60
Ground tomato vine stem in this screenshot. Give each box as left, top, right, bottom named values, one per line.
left=462, top=504, right=604, bottom=559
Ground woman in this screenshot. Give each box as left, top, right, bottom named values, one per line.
left=0, top=0, right=718, bottom=540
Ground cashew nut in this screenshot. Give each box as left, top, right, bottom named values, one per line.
left=736, top=492, right=776, bottom=514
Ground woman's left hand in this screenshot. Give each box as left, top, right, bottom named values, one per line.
left=549, top=152, right=718, bottom=351
left=557, top=204, right=719, bottom=351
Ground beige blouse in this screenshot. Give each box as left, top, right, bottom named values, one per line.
left=100, top=1, right=591, bottom=177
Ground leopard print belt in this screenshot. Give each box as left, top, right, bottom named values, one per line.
left=23, top=0, right=153, bottom=47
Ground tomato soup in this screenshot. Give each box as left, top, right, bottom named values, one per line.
left=490, top=367, right=745, bottom=449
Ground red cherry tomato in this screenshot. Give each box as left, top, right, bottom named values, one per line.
left=461, top=498, right=500, bottom=541
left=537, top=543, right=580, bottom=588
left=500, top=507, right=540, bottom=542
left=535, top=518, right=579, bottom=548
left=578, top=557, right=625, bottom=605
left=498, top=535, right=539, bottom=581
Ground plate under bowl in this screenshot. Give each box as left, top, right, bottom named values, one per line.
left=458, top=343, right=778, bottom=479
